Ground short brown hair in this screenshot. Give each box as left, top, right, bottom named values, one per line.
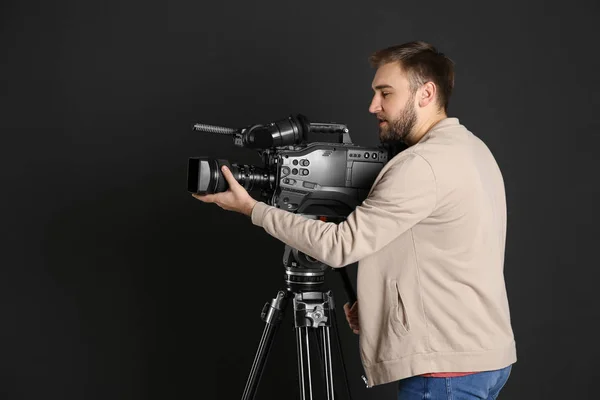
left=369, top=41, right=455, bottom=112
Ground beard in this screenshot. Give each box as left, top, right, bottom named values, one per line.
left=378, top=98, right=417, bottom=157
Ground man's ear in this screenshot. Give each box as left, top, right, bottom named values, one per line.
left=418, top=82, right=437, bottom=108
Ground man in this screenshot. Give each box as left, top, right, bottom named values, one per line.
left=193, top=41, right=517, bottom=399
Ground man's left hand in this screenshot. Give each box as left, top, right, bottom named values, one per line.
left=191, top=165, right=258, bottom=217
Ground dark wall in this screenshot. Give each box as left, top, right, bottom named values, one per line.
left=2, top=1, right=598, bottom=399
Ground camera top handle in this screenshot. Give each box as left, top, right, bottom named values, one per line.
left=192, top=114, right=352, bottom=149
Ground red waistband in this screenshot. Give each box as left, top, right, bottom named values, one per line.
left=420, top=372, right=478, bottom=378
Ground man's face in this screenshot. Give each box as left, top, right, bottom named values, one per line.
left=369, top=62, right=418, bottom=146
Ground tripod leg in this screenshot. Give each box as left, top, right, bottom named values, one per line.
left=330, top=307, right=354, bottom=400
left=296, top=326, right=314, bottom=400
left=241, top=290, right=289, bottom=400
left=320, top=325, right=336, bottom=400
left=311, top=326, right=330, bottom=399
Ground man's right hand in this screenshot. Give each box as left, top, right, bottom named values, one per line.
left=343, top=301, right=360, bottom=334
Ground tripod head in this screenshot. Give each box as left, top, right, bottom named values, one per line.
left=281, top=192, right=358, bottom=304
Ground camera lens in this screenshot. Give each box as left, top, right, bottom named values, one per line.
left=187, top=157, right=275, bottom=195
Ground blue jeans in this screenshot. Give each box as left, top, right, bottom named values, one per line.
left=397, top=365, right=512, bottom=400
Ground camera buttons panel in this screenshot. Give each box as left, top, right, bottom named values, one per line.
left=292, top=159, right=310, bottom=166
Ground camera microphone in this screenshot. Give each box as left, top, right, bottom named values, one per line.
left=192, top=123, right=237, bottom=135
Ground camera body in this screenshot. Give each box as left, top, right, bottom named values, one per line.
left=187, top=114, right=389, bottom=218
left=266, top=140, right=387, bottom=214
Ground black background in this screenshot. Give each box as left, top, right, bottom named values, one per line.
left=2, top=1, right=599, bottom=399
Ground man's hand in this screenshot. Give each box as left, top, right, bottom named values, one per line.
left=191, top=165, right=258, bottom=217
left=343, top=301, right=360, bottom=335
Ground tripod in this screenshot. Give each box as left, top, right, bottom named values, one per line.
left=240, top=244, right=358, bottom=400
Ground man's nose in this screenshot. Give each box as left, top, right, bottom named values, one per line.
left=369, top=96, right=381, bottom=114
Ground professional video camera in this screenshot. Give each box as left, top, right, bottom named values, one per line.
left=187, top=113, right=388, bottom=214
left=187, top=114, right=388, bottom=399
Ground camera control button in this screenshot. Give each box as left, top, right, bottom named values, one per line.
left=301, top=169, right=309, bottom=176
left=364, top=152, right=370, bottom=158
left=281, top=166, right=290, bottom=176
left=292, top=159, right=299, bottom=165
left=292, top=168, right=298, bottom=175
left=303, top=182, right=316, bottom=189
left=300, top=159, right=310, bottom=166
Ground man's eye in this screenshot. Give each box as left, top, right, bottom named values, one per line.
left=382, top=92, right=390, bottom=98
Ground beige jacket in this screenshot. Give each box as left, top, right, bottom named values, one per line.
left=250, top=117, right=517, bottom=386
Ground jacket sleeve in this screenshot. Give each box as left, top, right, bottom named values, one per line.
left=250, top=153, right=437, bottom=268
